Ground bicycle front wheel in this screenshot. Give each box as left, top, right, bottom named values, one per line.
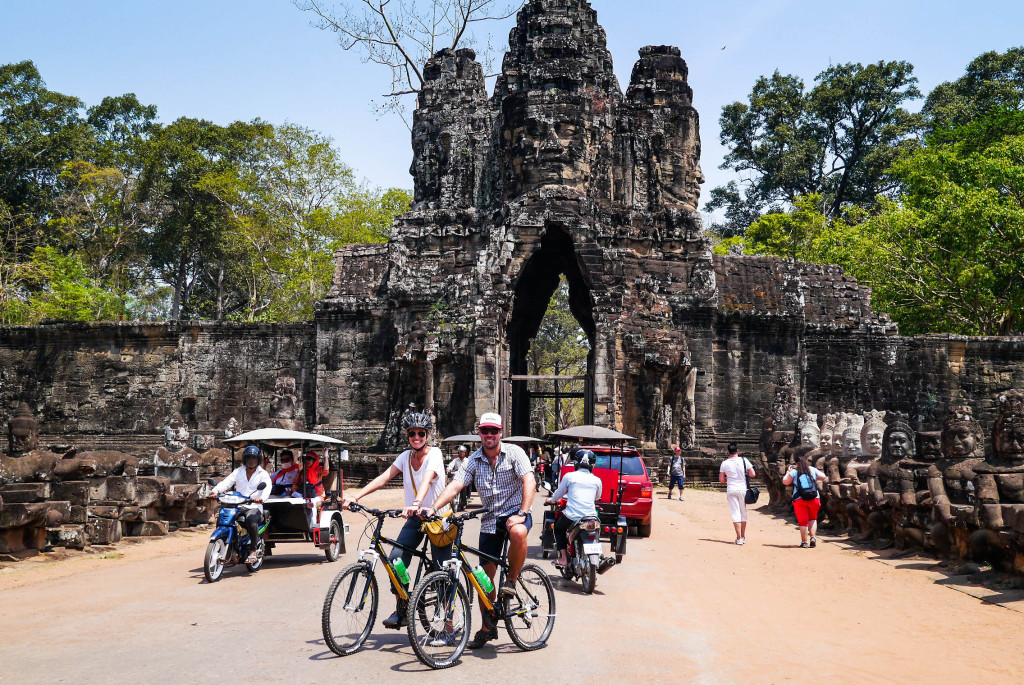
left=322, top=562, right=378, bottom=656
left=407, top=570, right=471, bottom=669
left=504, top=562, right=556, bottom=650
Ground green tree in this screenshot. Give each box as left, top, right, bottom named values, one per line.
left=924, top=46, right=1024, bottom=131
left=708, top=61, right=923, bottom=235
left=20, top=246, right=127, bottom=322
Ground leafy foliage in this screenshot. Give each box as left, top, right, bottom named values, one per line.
left=707, top=61, right=923, bottom=235
left=924, top=46, right=1024, bottom=131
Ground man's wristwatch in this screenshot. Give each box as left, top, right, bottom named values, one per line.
left=516, top=509, right=529, bottom=518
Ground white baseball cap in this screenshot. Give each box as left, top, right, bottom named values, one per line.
left=479, top=412, right=503, bottom=429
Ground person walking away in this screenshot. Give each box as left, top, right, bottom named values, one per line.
left=668, top=445, right=686, bottom=500
left=545, top=449, right=602, bottom=568
left=782, top=446, right=827, bottom=547
left=341, top=410, right=450, bottom=629
left=425, top=412, right=535, bottom=649
left=719, top=443, right=755, bottom=544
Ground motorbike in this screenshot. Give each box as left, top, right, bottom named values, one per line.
left=546, top=498, right=616, bottom=594
left=534, top=459, right=549, bottom=491
left=204, top=481, right=270, bottom=582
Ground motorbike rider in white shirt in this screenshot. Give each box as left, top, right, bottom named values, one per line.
left=209, top=445, right=273, bottom=563
left=545, top=449, right=603, bottom=568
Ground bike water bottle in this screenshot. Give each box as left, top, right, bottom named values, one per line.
left=472, top=565, right=494, bottom=593
left=393, top=558, right=411, bottom=585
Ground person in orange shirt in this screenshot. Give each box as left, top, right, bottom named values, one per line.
left=292, top=451, right=329, bottom=530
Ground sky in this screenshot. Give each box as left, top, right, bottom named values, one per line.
left=3, top=0, right=1024, bottom=220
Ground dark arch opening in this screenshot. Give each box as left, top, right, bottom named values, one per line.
left=507, top=224, right=595, bottom=435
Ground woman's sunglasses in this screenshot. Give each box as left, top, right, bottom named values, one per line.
left=407, top=430, right=427, bottom=439
left=479, top=427, right=501, bottom=435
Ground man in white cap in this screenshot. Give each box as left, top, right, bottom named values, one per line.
left=424, top=411, right=535, bottom=649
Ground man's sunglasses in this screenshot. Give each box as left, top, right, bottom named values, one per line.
left=479, top=427, right=501, bottom=435
left=407, top=430, right=427, bottom=438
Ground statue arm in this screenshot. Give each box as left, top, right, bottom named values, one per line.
left=927, top=466, right=952, bottom=524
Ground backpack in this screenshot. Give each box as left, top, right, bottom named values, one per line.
left=793, top=469, right=818, bottom=501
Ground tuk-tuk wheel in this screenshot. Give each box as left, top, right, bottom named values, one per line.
left=324, top=518, right=343, bottom=562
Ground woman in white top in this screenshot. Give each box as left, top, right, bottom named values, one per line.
left=718, top=443, right=756, bottom=545
left=341, top=410, right=449, bottom=629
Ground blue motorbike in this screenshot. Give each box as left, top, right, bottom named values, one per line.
left=204, top=481, right=270, bottom=583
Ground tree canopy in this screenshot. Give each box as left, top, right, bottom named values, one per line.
left=0, top=61, right=411, bottom=325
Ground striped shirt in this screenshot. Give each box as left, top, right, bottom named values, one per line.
left=455, top=442, right=532, bottom=533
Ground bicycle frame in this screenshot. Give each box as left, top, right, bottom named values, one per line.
left=445, top=515, right=510, bottom=614
left=355, top=508, right=434, bottom=602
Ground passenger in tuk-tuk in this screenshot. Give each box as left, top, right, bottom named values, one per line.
left=341, top=411, right=451, bottom=629
left=291, top=450, right=329, bottom=529
left=270, top=450, right=300, bottom=496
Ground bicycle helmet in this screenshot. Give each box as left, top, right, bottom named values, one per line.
left=242, top=445, right=262, bottom=462
left=575, top=449, right=595, bottom=470
left=402, top=409, right=433, bottom=431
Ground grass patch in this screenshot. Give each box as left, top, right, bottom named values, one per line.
left=99, top=553, right=124, bottom=560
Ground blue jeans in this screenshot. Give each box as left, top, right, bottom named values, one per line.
left=389, top=517, right=453, bottom=584
left=669, top=475, right=685, bottom=491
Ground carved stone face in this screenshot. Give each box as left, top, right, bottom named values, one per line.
left=863, top=428, right=885, bottom=457
left=994, top=420, right=1024, bottom=461
left=943, top=424, right=979, bottom=459
left=917, top=432, right=942, bottom=463
left=843, top=435, right=862, bottom=458
left=832, top=433, right=845, bottom=456
left=820, top=432, right=833, bottom=452
left=886, top=431, right=913, bottom=460
left=9, top=403, right=39, bottom=453
left=800, top=428, right=820, bottom=449
left=505, top=94, right=596, bottom=193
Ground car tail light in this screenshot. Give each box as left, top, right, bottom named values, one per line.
left=640, top=485, right=652, bottom=498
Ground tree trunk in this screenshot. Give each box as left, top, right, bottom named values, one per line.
left=215, top=265, right=224, bottom=320
left=171, top=256, right=187, bottom=320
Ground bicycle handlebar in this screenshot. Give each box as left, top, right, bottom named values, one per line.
left=347, top=502, right=404, bottom=518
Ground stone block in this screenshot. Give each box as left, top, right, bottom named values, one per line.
left=0, top=502, right=46, bottom=528
left=139, top=520, right=169, bottom=536
left=89, top=505, right=121, bottom=519
left=136, top=477, right=169, bottom=507
left=52, top=481, right=91, bottom=506
left=53, top=458, right=99, bottom=479
left=118, top=506, right=143, bottom=523
left=69, top=505, right=87, bottom=524
left=0, top=482, right=50, bottom=503
left=105, top=476, right=136, bottom=502
left=85, top=517, right=121, bottom=545
left=168, top=484, right=199, bottom=505
left=0, top=527, right=26, bottom=553
left=47, top=525, right=87, bottom=550
left=43, top=501, right=70, bottom=526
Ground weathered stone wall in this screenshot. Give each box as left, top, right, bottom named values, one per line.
left=0, top=322, right=315, bottom=437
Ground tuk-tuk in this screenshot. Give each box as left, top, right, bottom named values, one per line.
left=223, top=428, right=349, bottom=561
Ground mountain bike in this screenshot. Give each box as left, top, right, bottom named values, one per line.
left=406, top=509, right=556, bottom=669
left=320, top=503, right=434, bottom=656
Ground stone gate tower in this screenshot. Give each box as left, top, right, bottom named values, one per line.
left=316, top=0, right=891, bottom=448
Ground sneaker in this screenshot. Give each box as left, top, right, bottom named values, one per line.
left=735, top=538, right=742, bottom=545
left=467, top=627, right=498, bottom=649
left=809, top=537, right=817, bottom=548
left=800, top=541, right=810, bottom=548
left=738, top=537, right=746, bottom=545
left=382, top=610, right=408, bottom=630
left=678, top=496, right=685, bottom=501
left=428, top=632, right=456, bottom=648
left=498, top=582, right=516, bottom=599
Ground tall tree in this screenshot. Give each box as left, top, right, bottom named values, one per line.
left=707, top=61, right=923, bottom=235
left=924, top=46, right=1024, bottom=131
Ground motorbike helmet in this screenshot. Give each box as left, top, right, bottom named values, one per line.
left=402, top=409, right=433, bottom=431
left=242, top=445, right=262, bottom=462
left=575, top=449, right=595, bottom=471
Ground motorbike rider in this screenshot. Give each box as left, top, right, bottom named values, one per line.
left=341, top=409, right=450, bottom=630
left=209, top=445, right=273, bottom=563
left=545, top=449, right=603, bottom=569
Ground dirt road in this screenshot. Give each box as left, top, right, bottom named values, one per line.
left=2, top=488, right=1023, bottom=684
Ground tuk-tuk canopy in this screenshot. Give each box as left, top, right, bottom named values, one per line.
left=504, top=435, right=547, bottom=444
left=224, top=428, right=348, bottom=450
left=442, top=434, right=481, bottom=443
left=546, top=425, right=636, bottom=442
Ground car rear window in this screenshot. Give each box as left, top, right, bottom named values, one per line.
left=593, top=455, right=646, bottom=476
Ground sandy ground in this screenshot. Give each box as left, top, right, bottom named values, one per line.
left=2, top=487, right=1024, bottom=684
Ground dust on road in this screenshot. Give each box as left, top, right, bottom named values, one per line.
left=2, top=487, right=1023, bottom=684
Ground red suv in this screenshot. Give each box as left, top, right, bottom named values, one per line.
left=560, top=445, right=654, bottom=537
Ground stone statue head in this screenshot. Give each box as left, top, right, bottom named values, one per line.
left=916, top=431, right=942, bottom=463
left=832, top=414, right=850, bottom=456
left=861, top=409, right=887, bottom=458
left=797, top=412, right=820, bottom=449
left=502, top=91, right=598, bottom=195
left=993, top=390, right=1024, bottom=463
left=842, top=414, right=864, bottom=458
left=164, top=412, right=189, bottom=451
left=882, top=411, right=916, bottom=461
left=8, top=401, right=39, bottom=454
left=224, top=417, right=240, bottom=439
left=270, top=377, right=297, bottom=419
left=819, top=414, right=837, bottom=453
left=941, top=405, right=984, bottom=460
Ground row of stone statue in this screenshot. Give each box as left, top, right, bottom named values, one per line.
left=758, top=391, right=1024, bottom=572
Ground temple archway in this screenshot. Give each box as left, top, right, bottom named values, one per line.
left=505, top=224, right=596, bottom=436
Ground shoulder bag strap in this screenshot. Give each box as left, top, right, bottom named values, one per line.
left=743, top=457, right=750, bottom=489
